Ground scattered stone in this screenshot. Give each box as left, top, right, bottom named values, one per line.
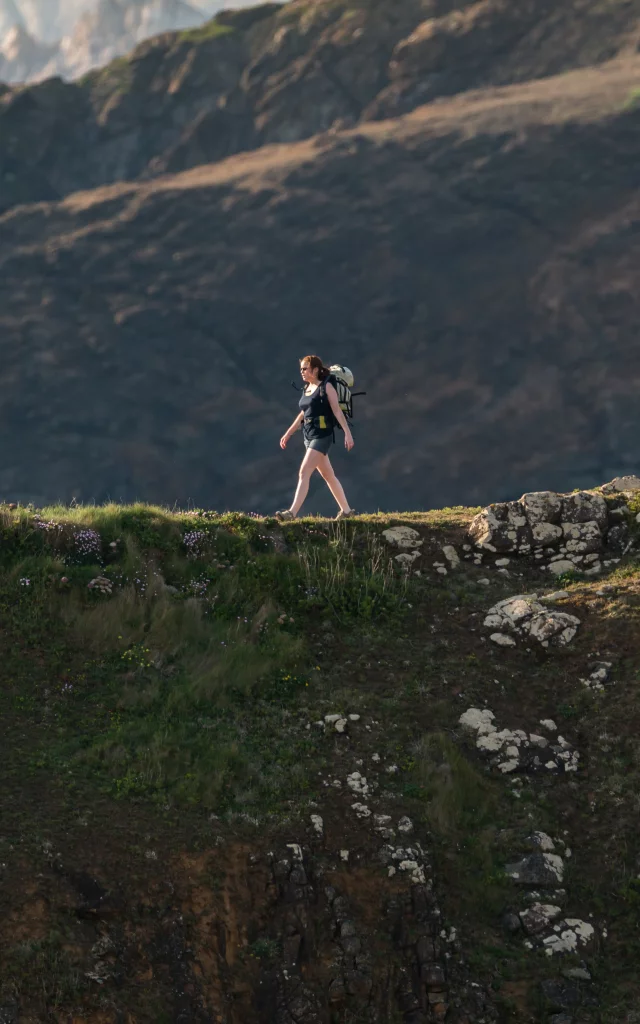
left=340, top=849, right=349, bottom=862
left=539, top=591, right=570, bottom=602
left=347, top=773, right=369, bottom=797
left=395, top=552, right=419, bottom=568
left=442, top=545, right=460, bottom=567
left=477, top=578, right=491, bottom=585
left=310, top=815, right=324, bottom=835
left=519, top=902, right=562, bottom=935
left=351, top=803, right=371, bottom=819
left=335, top=718, right=348, bottom=733
left=382, top=526, right=423, bottom=550
left=542, top=920, right=595, bottom=955
left=502, top=911, right=522, bottom=934
left=495, top=557, right=511, bottom=566
left=563, top=966, right=592, bottom=981
left=579, top=661, right=612, bottom=693
left=325, top=714, right=342, bottom=724
left=436, top=566, right=448, bottom=575
left=484, top=594, right=580, bottom=648
left=540, top=719, right=558, bottom=732
left=348, top=714, right=360, bottom=721
left=528, top=831, right=556, bottom=852
left=490, top=632, right=517, bottom=647
left=397, top=816, right=413, bottom=834
left=529, top=734, right=549, bottom=748
left=505, top=852, right=564, bottom=886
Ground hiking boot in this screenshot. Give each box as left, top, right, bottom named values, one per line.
left=334, top=509, right=356, bottom=521
left=275, top=509, right=296, bottom=521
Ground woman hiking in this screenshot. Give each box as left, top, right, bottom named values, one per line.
left=276, top=355, right=355, bottom=521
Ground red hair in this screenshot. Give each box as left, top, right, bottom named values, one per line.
left=300, top=354, right=331, bottom=381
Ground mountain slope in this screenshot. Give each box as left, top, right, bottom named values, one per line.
left=0, top=0, right=263, bottom=84
left=0, top=0, right=638, bottom=209
left=0, top=59, right=639, bottom=513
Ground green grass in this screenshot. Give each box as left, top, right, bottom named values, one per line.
left=623, top=86, right=640, bottom=110
left=0, top=502, right=414, bottom=814
left=178, top=19, right=236, bottom=43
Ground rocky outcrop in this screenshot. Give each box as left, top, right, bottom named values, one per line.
left=469, top=483, right=639, bottom=576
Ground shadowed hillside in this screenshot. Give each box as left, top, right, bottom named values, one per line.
left=1, top=58, right=640, bottom=512
left=1, top=479, right=640, bottom=1021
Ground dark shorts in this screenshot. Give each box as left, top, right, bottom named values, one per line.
left=304, top=434, right=333, bottom=456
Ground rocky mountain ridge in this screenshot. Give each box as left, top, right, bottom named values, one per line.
left=1, top=0, right=639, bottom=211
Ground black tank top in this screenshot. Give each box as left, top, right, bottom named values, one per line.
left=299, top=377, right=335, bottom=439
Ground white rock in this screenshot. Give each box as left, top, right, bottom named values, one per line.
left=548, top=560, right=577, bottom=575
left=532, top=523, right=563, bottom=545
left=325, top=714, right=342, bottom=724
left=531, top=831, right=555, bottom=851
left=348, top=714, right=361, bottom=721
left=347, top=773, right=369, bottom=797
left=436, top=566, right=448, bottom=575
left=459, top=708, right=495, bottom=733
left=287, top=843, right=303, bottom=861
left=395, top=552, right=419, bottom=567
left=351, top=803, right=371, bottom=818
left=397, top=816, right=414, bottom=834
left=310, top=814, right=324, bottom=835
left=340, top=849, right=350, bottom=862
left=540, top=719, right=557, bottom=732
left=490, top=633, right=517, bottom=647
left=529, top=734, right=549, bottom=748
left=542, top=853, right=565, bottom=882
left=495, top=557, right=511, bottom=566
left=497, top=759, right=519, bottom=773
left=399, top=860, right=426, bottom=883
left=442, top=545, right=460, bottom=567
left=478, top=578, right=491, bottom=585
left=382, top=526, right=423, bottom=550
left=539, top=591, right=570, bottom=602
left=386, top=764, right=399, bottom=774
left=335, top=718, right=348, bottom=733
left=371, top=753, right=381, bottom=762
left=484, top=614, right=504, bottom=629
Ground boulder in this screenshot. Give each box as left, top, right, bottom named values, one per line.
left=468, top=501, right=533, bottom=552
left=520, top=491, right=563, bottom=525
left=601, top=475, right=640, bottom=493
left=561, top=520, right=602, bottom=553
left=560, top=492, right=608, bottom=530
left=382, top=526, right=423, bottom=550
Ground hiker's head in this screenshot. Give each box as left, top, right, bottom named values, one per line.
left=300, top=355, right=330, bottom=383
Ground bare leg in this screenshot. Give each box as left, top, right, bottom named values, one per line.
left=290, top=449, right=325, bottom=516
left=317, top=455, right=351, bottom=513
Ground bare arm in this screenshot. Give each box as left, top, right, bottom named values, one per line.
left=280, top=411, right=304, bottom=449
left=326, top=382, right=354, bottom=448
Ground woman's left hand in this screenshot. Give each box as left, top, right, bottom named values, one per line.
left=345, top=433, right=355, bottom=452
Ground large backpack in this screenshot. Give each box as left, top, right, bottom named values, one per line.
left=327, top=364, right=366, bottom=428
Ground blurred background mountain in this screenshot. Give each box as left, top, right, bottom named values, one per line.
left=0, top=0, right=279, bottom=82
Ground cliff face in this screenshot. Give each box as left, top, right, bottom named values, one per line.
left=1, top=0, right=638, bottom=211
left=0, top=55, right=639, bottom=513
